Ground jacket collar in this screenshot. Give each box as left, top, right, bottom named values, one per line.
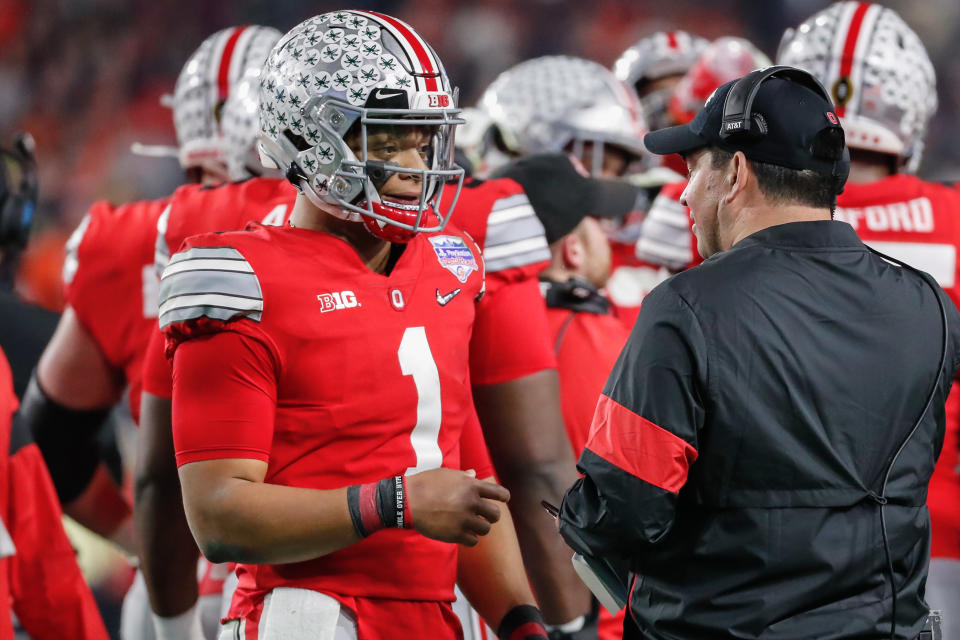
left=731, top=220, right=864, bottom=252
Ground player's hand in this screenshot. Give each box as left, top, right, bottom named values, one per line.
left=406, top=468, right=510, bottom=546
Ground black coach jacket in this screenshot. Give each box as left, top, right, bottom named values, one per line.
left=560, top=221, right=960, bottom=639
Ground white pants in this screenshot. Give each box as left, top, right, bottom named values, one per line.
left=927, top=558, right=960, bottom=640
left=452, top=585, right=494, bottom=640
left=121, top=566, right=229, bottom=640
left=218, top=589, right=357, bottom=640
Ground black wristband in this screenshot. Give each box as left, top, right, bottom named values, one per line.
left=497, top=605, right=548, bottom=640
left=348, top=475, right=411, bottom=539
left=375, top=475, right=411, bottom=529
left=346, top=484, right=368, bottom=538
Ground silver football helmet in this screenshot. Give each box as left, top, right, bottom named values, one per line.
left=613, top=30, right=708, bottom=130
left=777, top=2, right=937, bottom=173
left=257, top=10, right=464, bottom=242
left=172, top=26, right=282, bottom=180
left=478, top=56, right=647, bottom=175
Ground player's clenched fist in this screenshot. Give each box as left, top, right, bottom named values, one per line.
left=407, top=469, right=511, bottom=546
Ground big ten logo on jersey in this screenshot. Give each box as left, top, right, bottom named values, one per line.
left=835, top=197, right=934, bottom=233
left=261, top=205, right=288, bottom=227
left=317, top=291, right=360, bottom=313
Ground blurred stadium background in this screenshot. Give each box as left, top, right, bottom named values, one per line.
left=5, top=0, right=960, bottom=636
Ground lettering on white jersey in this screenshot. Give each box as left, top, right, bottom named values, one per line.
left=835, top=197, right=934, bottom=233
left=483, top=193, right=550, bottom=273
left=317, top=290, right=360, bottom=313
left=261, top=204, right=288, bottom=226
left=62, top=213, right=92, bottom=285
left=158, top=246, right=263, bottom=328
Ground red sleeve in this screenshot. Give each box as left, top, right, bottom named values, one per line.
left=141, top=326, right=172, bottom=399
left=459, top=407, right=494, bottom=480
left=8, top=443, right=109, bottom=639
left=469, top=278, right=557, bottom=386
left=172, top=330, right=278, bottom=466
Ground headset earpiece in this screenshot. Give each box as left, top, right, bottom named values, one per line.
left=0, top=133, right=38, bottom=249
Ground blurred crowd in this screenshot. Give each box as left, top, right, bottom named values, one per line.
left=6, top=0, right=960, bottom=310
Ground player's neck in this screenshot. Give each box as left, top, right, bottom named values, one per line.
left=290, top=195, right=392, bottom=273
left=848, top=150, right=897, bottom=184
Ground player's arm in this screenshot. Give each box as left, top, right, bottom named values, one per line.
left=559, top=283, right=705, bottom=558
left=134, top=330, right=201, bottom=618
left=19, top=306, right=134, bottom=550
left=7, top=421, right=110, bottom=639
left=458, top=487, right=553, bottom=640
left=173, top=330, right=509, bottom=564
left=470, top=278, right=592, bottom=625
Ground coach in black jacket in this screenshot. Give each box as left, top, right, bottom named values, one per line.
left=559, top=67, right=960, bottom=640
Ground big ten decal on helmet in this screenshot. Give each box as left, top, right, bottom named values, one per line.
left=255, top=10, right=465, bottom=243
left=777, top=2, right=937, bottom=173
left=477, top=56, right=648, bottom=176
left=172, top=26, right=282, bottom=181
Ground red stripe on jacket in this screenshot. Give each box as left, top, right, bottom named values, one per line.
left=585, top=394, right=697, bottom=493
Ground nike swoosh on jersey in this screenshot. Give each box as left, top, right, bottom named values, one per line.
left=436, top=288, right=461, bottom=306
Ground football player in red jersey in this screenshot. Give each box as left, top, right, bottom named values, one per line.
left=138, top=170, right=295, bottom=638
left=778, top=3, right=960, bottom=636
left=464, top=56, right=651, bottom=638
left=165, top=12, right=547, bottom=640
left=0, top=139, right=109, bottom=640
left=14, top=25, right=282, bottom=640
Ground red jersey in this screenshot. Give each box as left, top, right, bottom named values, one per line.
left=141, top=177, right=297, bottom=400
left=62, top=197, right=168, bottom=422
left=543, top=285, right=630, bottom=640
left=0, top=349, right=108, bottom=639
left=836, top=174, right=960, bottom=562
left=442, top=177, right=556, bottom=385
left=162, top=222, right=490, bottom=618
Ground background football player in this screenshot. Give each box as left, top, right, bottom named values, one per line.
left=778, top=4, right=960, bottom=637
left=0, top=133, right=109, bottom=640
left=14, top=24, right=282, bottom=640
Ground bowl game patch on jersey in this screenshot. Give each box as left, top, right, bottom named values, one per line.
left=429, top=235, right=478, bottom=283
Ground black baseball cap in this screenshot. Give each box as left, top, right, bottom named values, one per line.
left=644, top=74, right=848, bottom=182
left=492, top=153, right=642, bottom=243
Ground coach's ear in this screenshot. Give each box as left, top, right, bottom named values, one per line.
left=724, top=151, right=751, bottom=206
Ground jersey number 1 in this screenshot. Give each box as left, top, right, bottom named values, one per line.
left=398, top=327, right=443, bottom=476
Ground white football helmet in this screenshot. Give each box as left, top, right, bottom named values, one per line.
left=257, top=10, right=464, bottom=243
left=777, top=2, right=937, bottom=173
left=613, top=31, right=708, bottom=130
left=478, top=56, right=647, bottom=175
left=172, top=25, right=281, bottom=180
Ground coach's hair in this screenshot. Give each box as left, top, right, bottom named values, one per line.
left=709, top=148, right=837, bottom=212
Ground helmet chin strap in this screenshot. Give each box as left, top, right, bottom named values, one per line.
left=300, top=177, right=364, bottom=223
